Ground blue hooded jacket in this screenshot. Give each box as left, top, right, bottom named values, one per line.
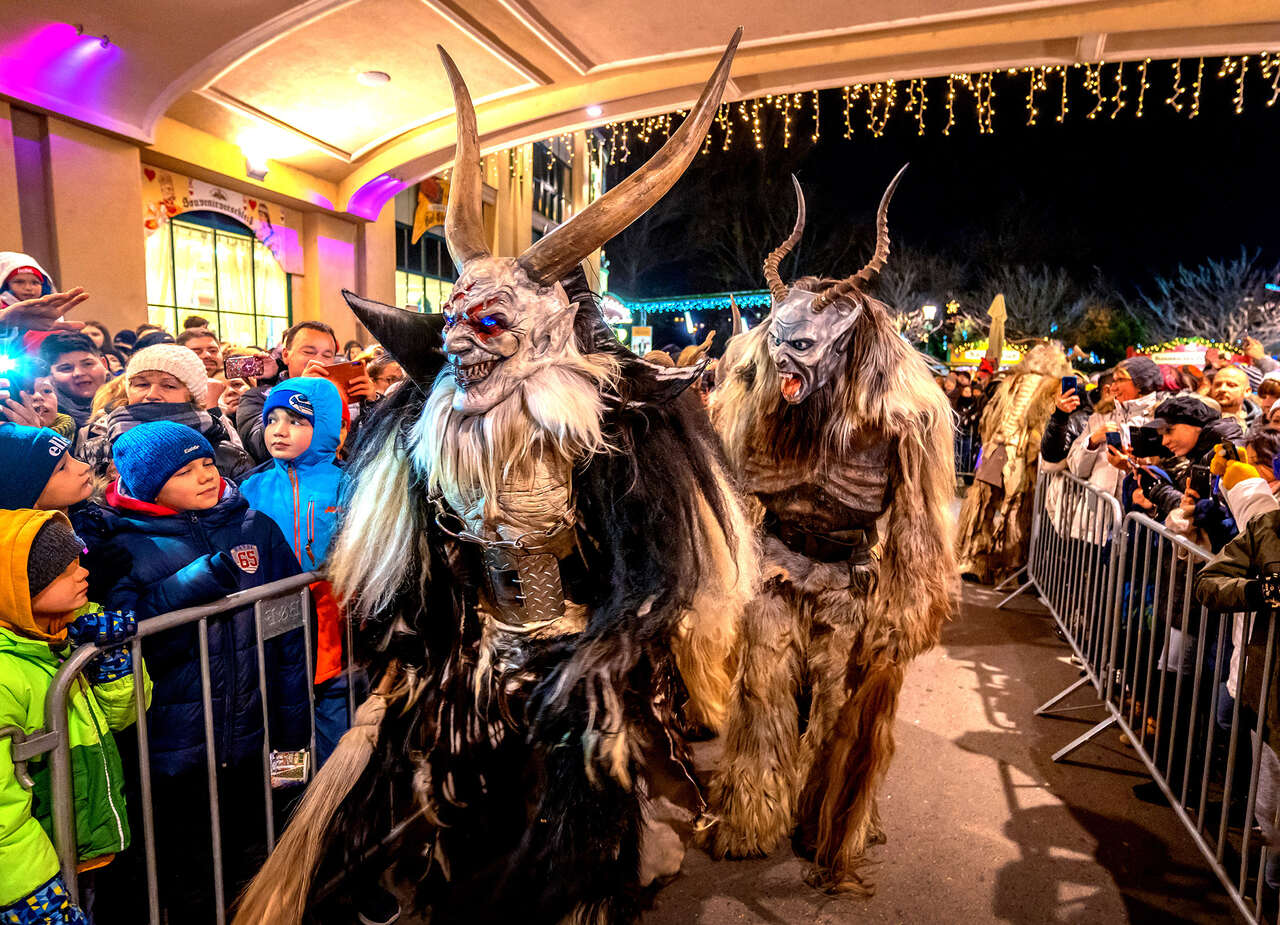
left=241, top=377, right=346, bottom=571
left=97, top=478, right=309, bottom=777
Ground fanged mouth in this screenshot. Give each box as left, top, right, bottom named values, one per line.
left=780, top=373, right=803, bottom=401
left=454, top=359, right=499, bottom=389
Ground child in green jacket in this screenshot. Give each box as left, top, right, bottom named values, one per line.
left=0, top=509, right=151, bottom=925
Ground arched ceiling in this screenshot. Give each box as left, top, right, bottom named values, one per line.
left=3, top=0, right=1279, bottom=216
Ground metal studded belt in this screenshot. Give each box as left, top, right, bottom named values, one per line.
left=434, top=507, right=578, bottom=629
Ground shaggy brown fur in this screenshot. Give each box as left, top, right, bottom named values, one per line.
left=707, top=282, right=956, bottom=893
left=955, top=343, right=1070, bottom=583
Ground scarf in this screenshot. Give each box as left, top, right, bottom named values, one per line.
left=84, top=401, right=229, bottom=480
left=58, top=386, right=95, bottom=430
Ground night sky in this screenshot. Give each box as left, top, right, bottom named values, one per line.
left=605, top=57, right=1280, bottom=302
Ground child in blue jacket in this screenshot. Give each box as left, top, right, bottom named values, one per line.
left=241, top=377, right=350, bottom=763
left=92, top=421, right=309, bottom=924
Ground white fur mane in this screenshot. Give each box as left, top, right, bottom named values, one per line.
left=331, top=346, right=618, bottom=620
left=414, top=351, right=618, bottom=520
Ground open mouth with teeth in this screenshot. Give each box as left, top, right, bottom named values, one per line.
left=779, top=373, right=804, bottom=401
left=454, top=359, right=500, bottom=389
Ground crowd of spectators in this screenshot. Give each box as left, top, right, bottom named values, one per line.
left=0, top=253, right=405, bottom=925
left=997, top=337, right=1280, bottom=885
left=942, top=363, right=995, bottom=476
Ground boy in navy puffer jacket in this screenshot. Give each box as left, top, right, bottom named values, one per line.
left=241, top=377, right=350, bottom=763
left=91, top=421, right=309, bottom=925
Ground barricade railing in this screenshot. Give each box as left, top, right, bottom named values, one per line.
left=1103, top=511, right=1272, bottom=924
left=1004, top=470, right=1125, bottom=737
left=1014, top=471, right=1280, bottom=923
left=954, top=417, right=980, bottom=481
left=3, top=569, right=370, bottom=925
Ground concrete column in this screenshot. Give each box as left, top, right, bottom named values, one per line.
left=353, top=198, right=396, bottom=343
left=301, top=210, right=359, bottom=345
left=0, top=103, right=22, bottom=252
left=357, top=199, right=396, bottom=305
left=45, top=117, right=146, bottom=337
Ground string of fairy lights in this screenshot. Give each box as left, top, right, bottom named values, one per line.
left=438, top=53, right=1279, bottom=219
left=579, top=53, right=1280, bottom=164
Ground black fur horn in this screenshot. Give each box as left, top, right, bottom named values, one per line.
left=340, top=290, right=447, bottom=384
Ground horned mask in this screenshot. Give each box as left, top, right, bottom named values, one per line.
left=764, top=168, right=906, bottom=403
left=342, top=32, right=742, bottom=414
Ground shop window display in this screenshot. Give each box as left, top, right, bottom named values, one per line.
left=146, top=210, right=290, bottom=347
left=394, top=226, right=455, bottom=313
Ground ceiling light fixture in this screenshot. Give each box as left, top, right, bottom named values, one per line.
left=74, top=23, right=110, bottom=49
left=357, top=70, right=392, bottom=87
left=586, top=104, right=603, bottom=118
left=244, top=156, right=269, bottom=181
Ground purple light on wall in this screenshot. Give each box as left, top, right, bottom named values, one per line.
left=1, top=22, right=122, bottom=115
left=308, top=191, right=336, bottom=211
left=269, top=226, right=304, bottom=275
left=317, top=236, right=355, bottom=262
left=346, top=174, right=407, bottom=221
left=316, top=236, right=357, bottom=288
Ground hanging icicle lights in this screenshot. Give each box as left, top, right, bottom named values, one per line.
left=578, top=53, right=1280, bottom=164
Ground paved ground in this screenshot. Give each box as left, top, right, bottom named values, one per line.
left=643, top=582, right=1243, bottom=925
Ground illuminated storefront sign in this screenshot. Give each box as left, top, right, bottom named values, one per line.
left=142, top=167, right=303, bottom=273
left=949, top=342, right=1023, bottom=367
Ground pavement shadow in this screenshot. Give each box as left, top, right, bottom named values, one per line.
left=951, top=586, right=1239, bottom=924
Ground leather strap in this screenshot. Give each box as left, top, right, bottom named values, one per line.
left=765, top=514, right=877, bottom=565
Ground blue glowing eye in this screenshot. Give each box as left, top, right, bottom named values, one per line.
left=480, top=317, right=498, bottom=329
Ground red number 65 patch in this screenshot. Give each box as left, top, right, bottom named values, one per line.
left=230, top=544, right=260, bottom=574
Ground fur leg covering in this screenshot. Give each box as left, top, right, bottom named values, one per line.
left=705, top=583, right=806, bottom=858
left=798, top=654, right=906, bottom=895
left=233, top=692, right=390, bottom=925
left=791, top=590, right=860, bottom=857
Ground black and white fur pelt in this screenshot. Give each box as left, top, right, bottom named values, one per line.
left=234, top=288, right=752, bottom=925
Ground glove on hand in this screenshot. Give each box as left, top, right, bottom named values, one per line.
left=1210, top=442, right=1249, bottom=478
left=68, top=610, right=137, bottom=685
left=206, top=551, right=242, bottom=592
left=1221, top=460, right=1265, bottom=491
left=85, top=648, right=134, bottom=684
left=67, top=610, right=136, bottom=648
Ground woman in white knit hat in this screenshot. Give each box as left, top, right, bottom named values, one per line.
left=79, top=344, right=252, bottom=487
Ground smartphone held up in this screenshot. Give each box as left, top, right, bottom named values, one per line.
left=224, top=355, right=265, bottom=380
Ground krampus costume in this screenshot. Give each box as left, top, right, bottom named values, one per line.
left=706, top=174, right=955, bottom=893
left=235, top=33, right=754, bottom=925
left=955, top=341, right=1072, bottom=583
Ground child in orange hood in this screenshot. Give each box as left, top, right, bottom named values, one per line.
left=0, top=509, right=150, bottom=925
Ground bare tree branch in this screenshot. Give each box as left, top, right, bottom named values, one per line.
left=1127, top=248, right=1280, bottom=344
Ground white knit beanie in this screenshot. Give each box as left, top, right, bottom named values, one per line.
left=126, top=344, right=209, bottom=407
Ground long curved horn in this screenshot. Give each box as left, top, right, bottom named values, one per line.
left=812, top=163, right=907, bottom=311
left=728, top=293, right=743, bottom=336
left=517, top=28, right=742, bottom=285
left=438, top=45, right=491, bottom=270
left=763, top=174, right=806, bottom=302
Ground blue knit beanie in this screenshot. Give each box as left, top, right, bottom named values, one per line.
left=112, top=421, right=215, bottom=503
left=262, top=385, right=316, bottom=426
left=0, top=423, right=71, bottom=509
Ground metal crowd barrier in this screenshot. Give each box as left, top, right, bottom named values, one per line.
left=1102, top=512, right=1271, bottom=924
left=1002, top=470, right=1124, bottom=744
left=954, top=417, right=980, bottom=482
left=4, top=570, right=368, bottom=925
left=1011, top=469, right=1280, bottom=923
